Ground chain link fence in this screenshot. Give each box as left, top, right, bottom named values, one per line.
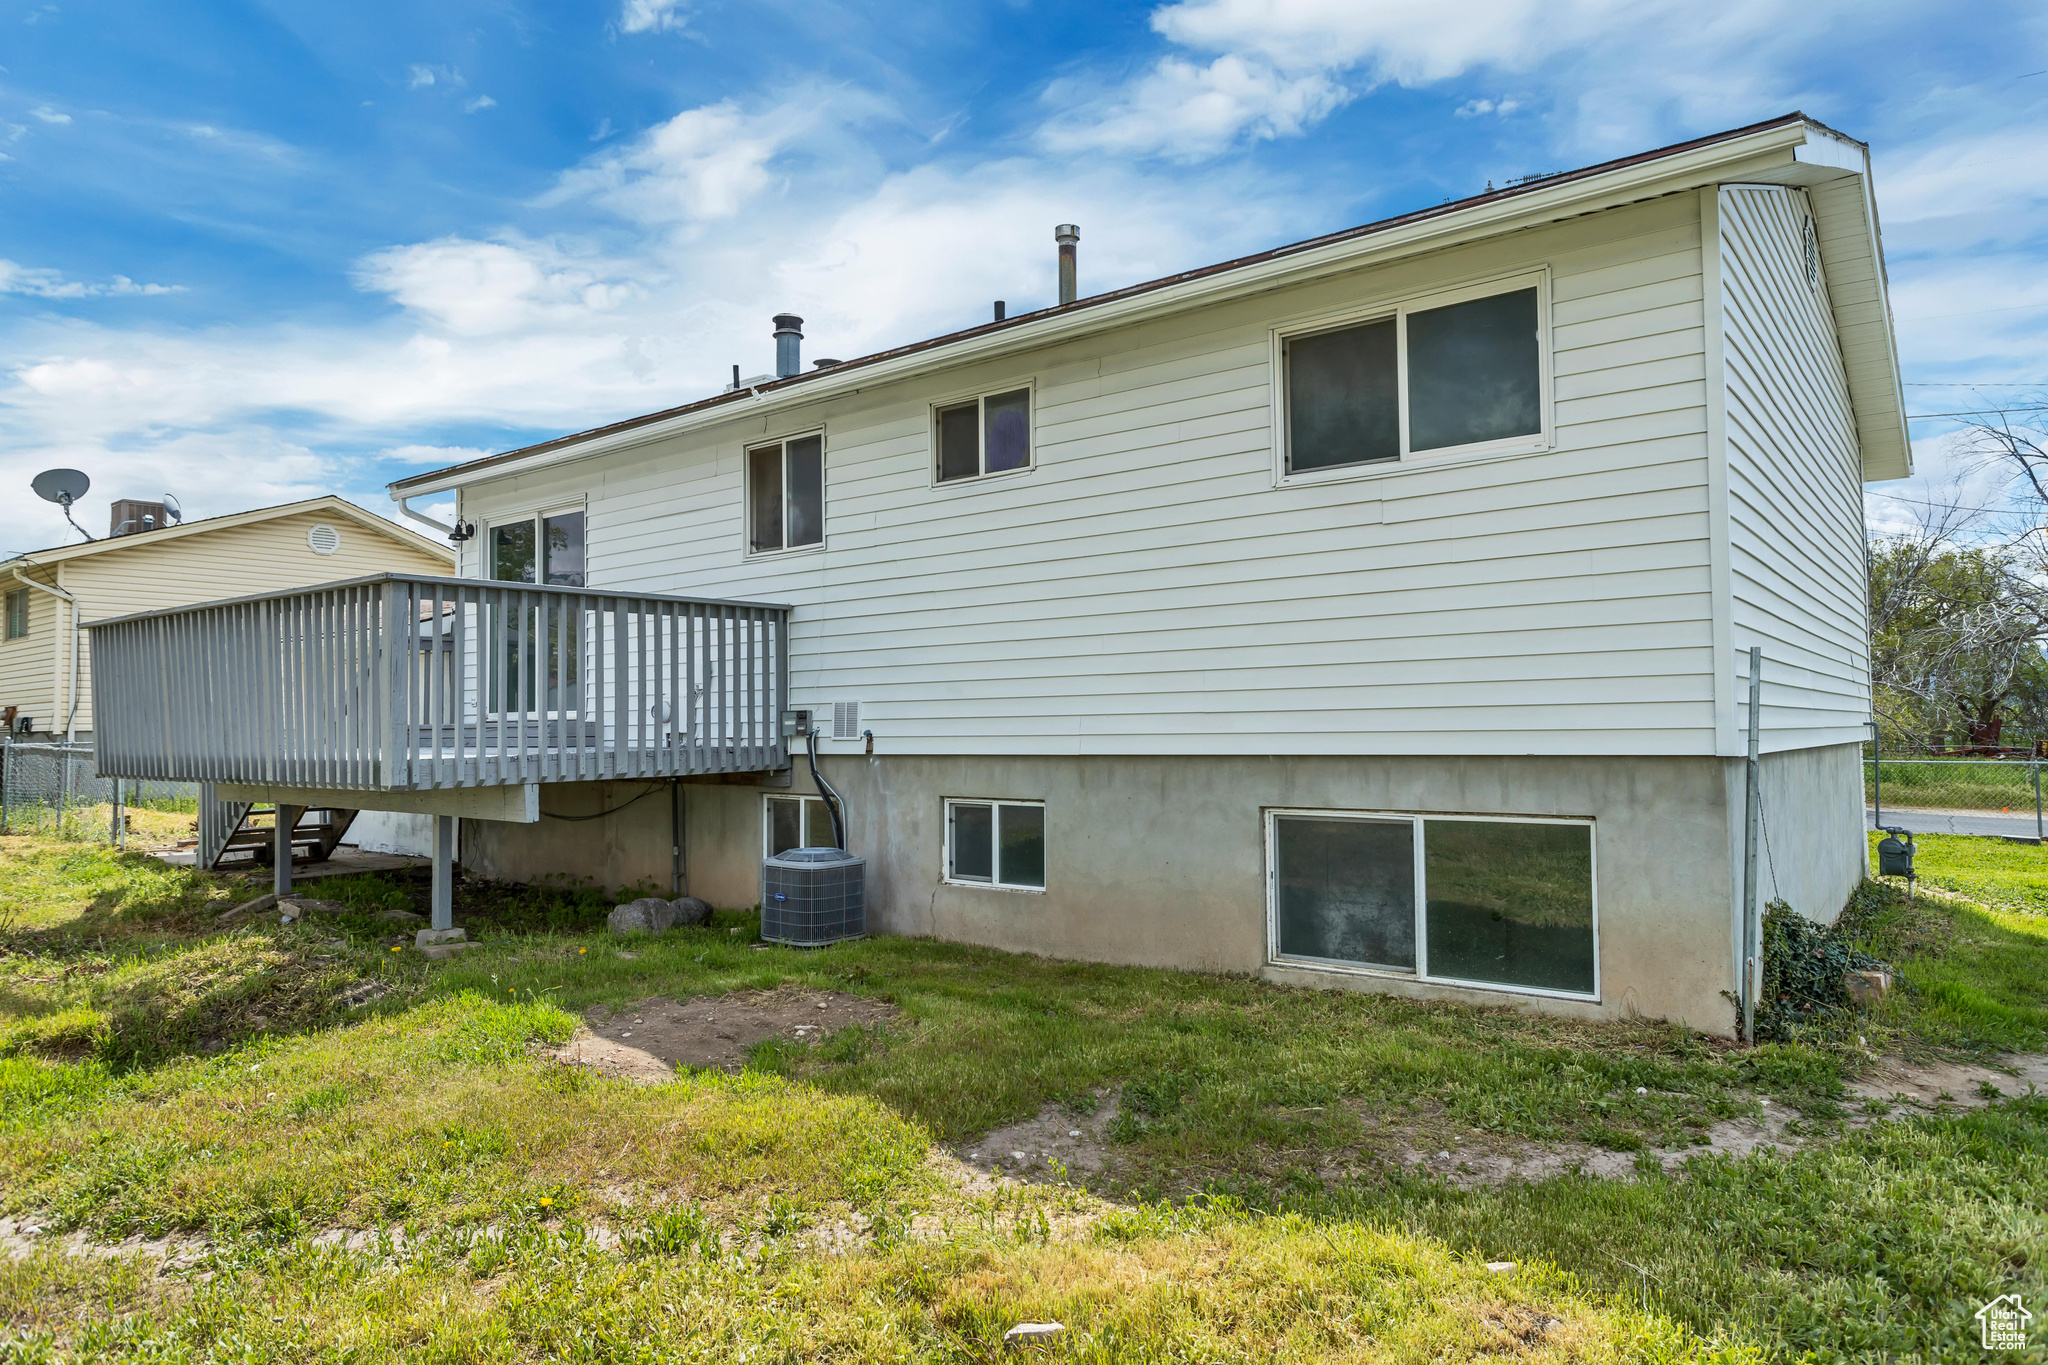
left=0, top=739, right=199, bottom=846
left=1867, top=751, right=2046, bottom=839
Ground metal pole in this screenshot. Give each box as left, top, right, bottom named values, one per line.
left=671, top=777, right=684, bottom=898
left=111, top=778, right=124, bottom=850
left=1, top=736, right=11, bottom=835
left=2035, top=755, right=2042, bottom=843
left=431, top=814, right=455, bottom=930
left=1868, top=719, right=1881, bottom=832
left=1741, top=647, right=1762, bottom=1047
left=274, top=804, right=297, bottom=898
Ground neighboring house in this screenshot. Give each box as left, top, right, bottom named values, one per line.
left=90, top=114, right=1905, bottom=1035
left=4, top=496, right=452, bottom=744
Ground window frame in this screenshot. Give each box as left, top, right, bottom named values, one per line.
left=4, top=588, right=27, bottom=641
left=942, top=797, right=1047, bottom=892
left=481, top=500, right=590, bottom=586
left=927, top=382, right=1037, bottom=487
left=762, top=793, right=835, bottom=857
left=1262, top=807, right=1598, bottom=1003
left=744, top=428, right=827, bottom=559
left=1270, top=268, right=1553, bottom=488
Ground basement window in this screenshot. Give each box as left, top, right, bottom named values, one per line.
left=1268, top=810, right=1595, bottom=999
left=934, top=387, right=1032, bottom=482
left=5, top=588, right=26, bottom=641
left=1282, top=275, right=1547, bottom=476
left=945, top=798, right=1045, bottom=890
left=748, top=433, right=824, bottom=555
left=765, top=794, right=834, bottom=856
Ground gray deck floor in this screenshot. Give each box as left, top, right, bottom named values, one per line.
left=149, top=844, right=431, bottom=880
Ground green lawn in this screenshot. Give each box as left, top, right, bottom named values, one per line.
left=3, top=831, right=2047, bottom=1361
left=1867, top=755, right=2042, bottom=813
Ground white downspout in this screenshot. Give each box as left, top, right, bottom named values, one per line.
left=10, top=564, right=79, bottom=741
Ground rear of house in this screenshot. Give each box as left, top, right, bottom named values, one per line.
left=92, top=114, right=1907, bottom=1036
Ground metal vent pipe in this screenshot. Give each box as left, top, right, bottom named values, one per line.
left=1055, top=224, right=1078, bottom=305
left=772, top=314, right=803, bottom=378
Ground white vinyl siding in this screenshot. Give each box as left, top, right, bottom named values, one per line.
left=1717, top=185, right=1870, bottom=752
left=460, top=194, right=1731, bottom=758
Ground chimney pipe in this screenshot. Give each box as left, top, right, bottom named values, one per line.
left=1055, top=224, right=1079, bottom=305
left=993, top=300, right=1006, bottom=322
left=772, top=313, right=803, bottom=379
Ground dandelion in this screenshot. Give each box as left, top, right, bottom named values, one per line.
left=539, top=1196, right=554, bottom=1208
left=390, top=945, right=402, bottom=953
left=578, top=948, right=586, bottom=955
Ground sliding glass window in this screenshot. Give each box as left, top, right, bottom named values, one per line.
left=1268, top=810, right=1595, bottom=998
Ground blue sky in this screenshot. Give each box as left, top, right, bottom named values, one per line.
left=2, top=0, right=2044, bottom=550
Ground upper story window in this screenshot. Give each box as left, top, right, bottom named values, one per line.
left=490, top=509, right=586, bottom=586
left=748, top=434, right=823, bottom=555
left=935, top=387, right=1032, bottom=483
left=4, top=588, right=27, bottom=640
left=1282, top=276, right=1547, bottom=477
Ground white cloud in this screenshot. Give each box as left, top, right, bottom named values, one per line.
left=619, top=0, right=687, bottom=34
left=408, top=64, right=438, bottom=89
left=28, top=104, right=70, bottom=125
left=1040, top=55, right=1348, bottom=160
left=0, top=260, right=182, bottom=299
left=1042, top=0, right=1879, bottom=161
left=352, top=237, right=639, bottom=336
left=1454, top=97, right=1520, bottom=118
left=381, top=443, right=498, bottom=465
left=464, top=95, right=497, bottom=114
left=543, top=99, right=819, bottom=225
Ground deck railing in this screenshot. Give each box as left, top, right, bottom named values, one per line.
left=87, top=573, right=790, bottom=791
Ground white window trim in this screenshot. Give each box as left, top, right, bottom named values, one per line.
left=1262, top=807, right=1599, bottom=1004
left=481, top=500, right=590, bottom=583
left=744, top=428, right=827, bottom=560
left=942, top=797, right=1047, bottom=892
left=927, top=382, right=1037, bottom=488
left=762, top=793, right=833, bottom=857
left=1269, top=268, right=1554, bottom=490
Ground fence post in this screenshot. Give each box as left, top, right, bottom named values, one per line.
left=2035, top=756, right=2042, bottom=843
left=0, top=735, right=10, bottom=835
left=1868, top=720, right=1881, bottom=832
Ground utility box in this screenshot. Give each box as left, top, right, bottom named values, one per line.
left=761, top=846, right=865, bottom=946
left=1877, top=828, right=1915, bottom=879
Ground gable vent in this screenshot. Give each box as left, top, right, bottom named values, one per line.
left=1802, top=218, right=1820, bottom=287
left=307, top=524, right=342, bottom=556
left=832, top=701, right=860, bottom=740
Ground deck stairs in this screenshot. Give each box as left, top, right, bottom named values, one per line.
left=198, top=787, right=358, bottom=871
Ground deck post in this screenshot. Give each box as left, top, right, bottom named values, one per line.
left=274, top=804, right=298, bottom=898
left=432, top=813, right=455, bottom=930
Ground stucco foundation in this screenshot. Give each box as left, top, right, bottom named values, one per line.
left=460, top=746, right=1869, bottom=1038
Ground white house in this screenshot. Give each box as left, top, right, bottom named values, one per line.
left=91, top=113, right=1904, bottom=1035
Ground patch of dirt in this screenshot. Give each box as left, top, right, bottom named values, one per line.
left=949, top=1092, right=1121, bottom=1187
left=1342, top=1051, right=2048, bottom=1188
left=1849, top=1052, right=2048, bottom=1108
left=548, top=989, right=901, bottom=1082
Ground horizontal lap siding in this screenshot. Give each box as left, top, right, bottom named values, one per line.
left=1718, top=186, right=1870, bottom=752
left=0, top=569, right=61, bottom=728
left=462, top=196, right=1719, bottom=756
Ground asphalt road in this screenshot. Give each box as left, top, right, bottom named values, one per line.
left=1868, top=806, right=2045, bottom=840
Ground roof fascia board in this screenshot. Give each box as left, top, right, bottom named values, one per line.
left=4, top=496, right=451, bottom=569
left=395, top=120, right=1821, bottom=498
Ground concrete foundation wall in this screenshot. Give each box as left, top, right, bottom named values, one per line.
left=467, top=749, right=1881, bottom=1037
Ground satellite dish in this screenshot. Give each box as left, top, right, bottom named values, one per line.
left=31, top=468, right=90, bottom=506
left=161, top=493, right=183, bottom=524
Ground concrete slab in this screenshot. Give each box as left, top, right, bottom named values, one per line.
left=149, top=844, right=431, bottom=880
